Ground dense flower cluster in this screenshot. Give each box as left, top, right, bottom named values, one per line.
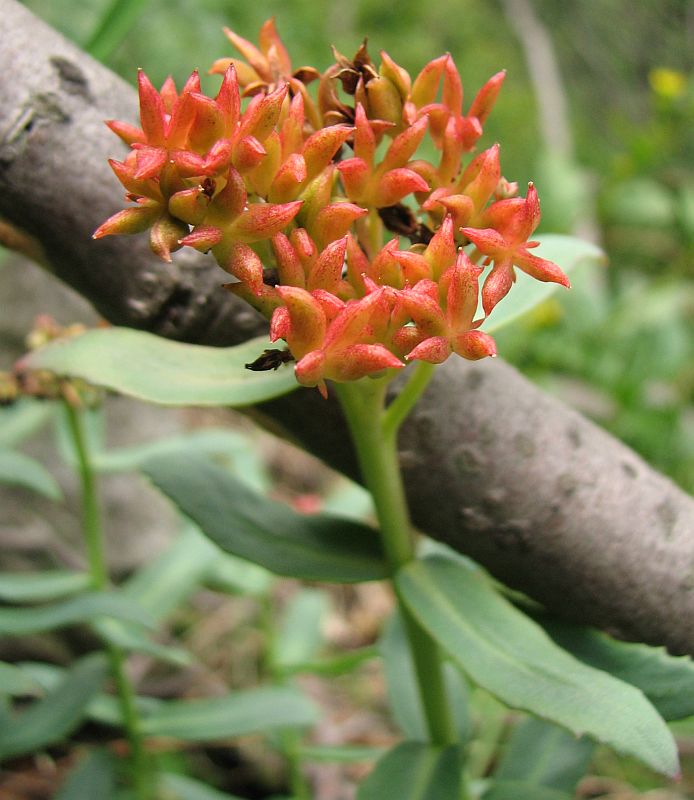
left=95, top=19, right=569, bottom=396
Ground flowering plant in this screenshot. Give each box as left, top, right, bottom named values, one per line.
left=95, top=19, right=568, bottom=398
left=15, top=17, right=685, bottom=800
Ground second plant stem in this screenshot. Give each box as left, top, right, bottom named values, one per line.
left=63, top=402, right=150, bottom=799
left=335, top=376, right=457, bottom=747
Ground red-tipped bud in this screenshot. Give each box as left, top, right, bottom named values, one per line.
left=380, top=51, right=412, bottom=100
left=311, top=289, right=345, bottom=321
left=424, top=215, right=457, bottom=278
left=93, top=205, right=159, bottom=239
left=381, top=116, right=428, bottom=172
left=365, top=76, right=403, bottom=125
left=259, top=18, right=292, bottom=75
left=216, top=66, right=241, bottom=133
left=179, top=225, right=224, bottom=251
left=211, top=166, right=247, bottom=220
left=168, top=187, right=210, bottom=225
left=137, top=69, right=166, bottom=146
left=238, top=83, right=288, bottom=143
left=269, top=154, right=307, bottom=203
left=331, top=343, right=403, bottom=381
left=271, top=233, right=306, bottom=288
left=105, top=119, right=144, bottom=146
left=442, top=55, right=463, bottom=116
left=308, top=237, right=347, bottom=293
left=452, top=329, right=497, bottom=360
left=481, top=262, right=515, bottom=316
left=270, top=305, right=290, bottom=342
left=406, top=335, right=451, bottom=364
left=230, top=200, right=303, bottom=242
left=373, top=168, right=429, bottom=207
left=468, top=70, right=506, bottom=125
left=232, top=135, right=267, bottom=173
left=411, top=55, right=447, bottom=108
left=132, top=145, right=167, bottom=180
left=302, top=125, right=354, bottom=180
left=276, top=285, right=327, bottom=358
left=223, top=26, right=269, bottom=81
left=393, top=250, right=431, bottom=285
left=312, top=203, right=368, bottom=250
left=336, top=157, right=370, bottom=202
left=216, top=241, right=265, bottom=295
left=150, top=214, right=189, bottom=262
left=353, top=104, right=377, bottom=164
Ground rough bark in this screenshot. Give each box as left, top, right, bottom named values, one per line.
left=2, top=0, right=693, bottom=654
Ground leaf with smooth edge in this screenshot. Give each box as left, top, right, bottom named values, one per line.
left=538, top=614, right=694, bottom=721
left=0, top=661, right=42, bottom=696
left=480, top=234, right=605, bottom=333
left=141, top=685, right=319, bottom=740
left=120, top=524, right=219, bottom=621
left=55, top=749, right=117, bottom=800
left=0, top=398, right=55, bottom=449
left=274, top=588, right=329, bottom=670
left=18, top=661, right=161, bottom=728
left=0, top=570, right=90, bottom=602
left=357, top=741, right=463, bottom=800
left=380, top=609, right=470, bottom=741
left=94, top=428, right=271, bottom=493
left=0, top=654, right=107, bottom=760
left=0, top=592, right=154, bottom=635
left=0, top=450, right=63, bottom=500
left=494, top=717, right=594, bottom=792
left=142, top=452, right=388, bottom=583
left=483, top=782, right=573, bottom=800
left=93, top=617, right=191, bottom=666
left=396, top=556, right=679, bottom=777
left=298, top=745, right=384, bottom=763
left=159, top=773, right=245, bottom=800
left=22, top=330, right=298, bottom=406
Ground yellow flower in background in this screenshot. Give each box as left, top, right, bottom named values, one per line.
left=649, top=67, right=687, bottom=100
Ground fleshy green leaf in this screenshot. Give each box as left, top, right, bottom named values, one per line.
left=55, top=749, right=117, bottom=800
left=0, top=592, right=154, bottom=635
left=141, top=685, right=319, bottom=740
left=298, top=744, right=384, bottom=763
left=0, top=654, right=107, bottom=760
left=380, top=609, right=470, bottom=741
left=274, top=588, right=329, bottom=670
left=159, top=773, right=245, bottom=800
left=480, top=234, right=605, bottom=333
left=494, top=717, right=594, bottom=792
left=0, top=661, right=42, bottom=696
left=538, top=614, right=694, bottom=721
left=357, top=741, right=463, bottom=800
left=483, top=782, right=573, bottom=800
left=93, top=617, right=191, bottom=666
left=22, top=330, right=298, bottom=407
left=0, top=449, right=63, bottom=500
left=142, top=452, right=388, bottom=583
left=0, top=398, right=56, bottom=449
left=396, top=556, right=679, bottom=777
left=0, top=570, right=90, bottom=602
left=120, top=524, right=220, bottom=622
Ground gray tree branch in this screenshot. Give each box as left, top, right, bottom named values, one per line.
left=2, top=0, right=693, bottom=654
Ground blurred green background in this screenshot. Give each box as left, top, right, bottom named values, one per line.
left=19, top=0, right=694, bottom=491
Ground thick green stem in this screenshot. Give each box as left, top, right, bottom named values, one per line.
left=382, top=362, right=435, bottom=441
left=63, top=402, right=150, bottom=799
left=335, top=380, right=457, bottom=747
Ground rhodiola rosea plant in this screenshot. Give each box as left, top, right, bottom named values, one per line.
left=16, top=16, right=693, bottom=800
